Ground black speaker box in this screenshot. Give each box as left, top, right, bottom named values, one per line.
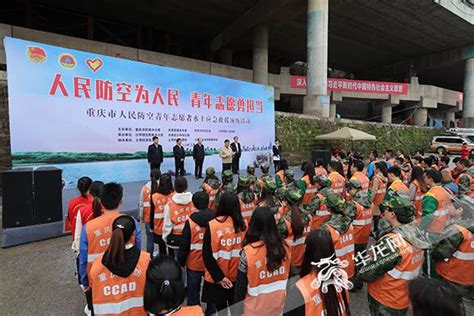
left=312, top=149, right=331, bottom=167
left=2, top=168, right=34, bottom=228
left=33, top=167, right=63, bottom=224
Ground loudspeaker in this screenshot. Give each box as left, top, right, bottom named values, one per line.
left=312, top=150, right=331, bottom=167
left=34, top=167, right=63, bottom=224
left=2, top=168, right=34, bottom=228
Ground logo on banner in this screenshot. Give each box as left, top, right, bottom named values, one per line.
left=26, top=46, right=47, bottom=64
left=86, top=58, right=103, bottom=72
left=58, top=53, right=76, bottom=69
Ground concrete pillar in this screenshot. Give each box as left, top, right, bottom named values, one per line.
left=303, top=0, right=329, bottom=117
left=414, top=108, right=428, bottom=126
left=221, top=49, right=233, bottom=66
left=252, top=25, right=268, bottom=85
left=445, top=111, right=456, bottom=128
left=329, top=103, right=337, bottom=118
left=463, top=58, right=474, bottom=127
left=381, top=103, right=392, bottom=124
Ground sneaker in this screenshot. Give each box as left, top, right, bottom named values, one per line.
left=84, top=305, right=91, bottom=316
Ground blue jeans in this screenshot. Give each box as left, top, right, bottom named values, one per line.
left=144, top=222, right=154, bottom=255
left=186, top=269, right=203, bottom=306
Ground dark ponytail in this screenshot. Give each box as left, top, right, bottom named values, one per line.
left=89, top=181, right=104, bottom=219
left=150, top=169, right=161, bottom=195
left=290, top=204, right=304, bottom=240
left=77, top=176, right=92, bottom=198
left=105, top=215, right=135, bottom=267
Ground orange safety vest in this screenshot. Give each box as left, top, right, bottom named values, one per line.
left=388, top=158, right=395, bottom=167
left=371, top=175, right=386, bottom=206
left=242, top=241, right=291, bottom=316
left=86, top=212, right=123, bottom=276
left=302, top=175, right=318, bottom=205
left=351, top=172, right=370, bottom=193
left=204, top=216, right=246, bottom=283
left=172, top=306, right=204, bottom=316
left=141, top=184, right=152, bottom=223
left=295, top=272, right=349, bottom=316
left=203, top=183, right=220, bottom=211
left=424, top=186, right=450, bottom=233
left=151, top=192, right=171, bottom=235
left=310, top=193, right=330, bottom=230
left=89, top=251, right=149, bottom=316
left=288, top=221, right=312, bottom=268
left=239, top=195, right=257, bottom=222
left=314, top=166, right=328, bottom=177
left=368, top=232, right=424, bottom=310
left=389, top=179, right=409, bottom=195
left=327, top=224, right=355, bottom=278
left=352, top=200, right=373, bottom=244
left=436, top=224, right=474, bottom=285
left=412, top=180, right=423, bottom=222
left=329, top=172, right=346, bottom=196
left=168, top=200, right=196, bottom=236
left=186, top=218, right=206, bottom=272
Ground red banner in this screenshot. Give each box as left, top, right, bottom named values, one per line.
left=290, top=75, right=409, bottom=95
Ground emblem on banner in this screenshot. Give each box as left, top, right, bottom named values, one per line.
left=26, top=46, right=47, bottom=64
left=58, top=53, right=77, bottom=69
left=86, top=58, right=103, bottom=72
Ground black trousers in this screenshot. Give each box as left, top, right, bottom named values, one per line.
left=150, top=162, right=161, bottom=171
left=274, top=161, right=280, bottom=173
left=232, top=156, right=240, bottom=174
left=175, top=159, right=185, bottom=177
left=195, top=159, right=204, bottom=178
left=153, top=234, right=168, bottom=255
left=222, top=163, right=232, bottom=173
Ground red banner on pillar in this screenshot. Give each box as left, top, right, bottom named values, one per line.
left=290, top=75, right=409, bottom=95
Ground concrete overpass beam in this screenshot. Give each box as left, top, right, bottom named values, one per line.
left=252, top=24, right=268, bottom=85
left=463, top=58, right=474, bottom=127
left=303, top=0, right=329, bottom=117
left=445, top=111, right=456, bottom=128
left=329, top=103, right=337, bottom=119
left=381, top=102, right=392, bottom=124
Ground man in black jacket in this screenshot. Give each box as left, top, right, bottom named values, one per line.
left=193, top=138, right=205, bottom=179
left=173, top=138, right=186, bottom=177
left=147, top=136, right=163, bottom=171
left=230, top=136, right=242, bottom=174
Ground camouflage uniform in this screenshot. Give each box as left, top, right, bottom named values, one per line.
left=359, top=193, right=431, bottom=316
left=318, top=194, right=353, bottom=248
left=215, top=170, right=236, bottom=208
left=457, top=170, right=472, bottom=196
left=258, top=180, right=281, bottom=213
left=237, top=176, right=257, bottom=205
left=432, top=219, right=474, bottom=300
left=246, top=165, right=258, bottom=191
left=201, top=167, right=221, bottom=191
left=283, top=170, right=299, bottom=192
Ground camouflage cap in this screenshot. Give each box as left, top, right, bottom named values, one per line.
left=238, top=176, right=250, bottom=187
left=325, top=193, right=346, bottom=212
left=275, top=187, right=287, bottom=200
left=315, top=174, right=328, bottom=187
left=260, top=163, right=270, bottom=173
left=263, top=179, right=277, bottom=192
left=285, top=188, right=302, bottom=205
left=348, top=178, right=362, bottom=190
left=206, top=167, right=216, bottom=177
left=247, top=164, right=255, bottom=174
left=284, top=169, right=295, bottom=180
left=380, top=192, right=415, bottom=222
left=222, top=170, right=234, bottom=182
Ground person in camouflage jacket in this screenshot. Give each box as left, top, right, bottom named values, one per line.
left=256, top=163, right=273, bottom=194
left=257, top=179, right=281, bottom=214
left=215, top=169, right=236, bottom=208
left=359, top=193, right=430, bottom=316
left=201, top=167, right=222, bottom=191
left=236, top=175, right=257, bottom=209
left=282, top=169, right=299, bottom=192
left=246, top=165, right=258, bottom=192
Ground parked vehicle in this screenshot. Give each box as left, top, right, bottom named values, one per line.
left=431, top=135, right=474, bottom=154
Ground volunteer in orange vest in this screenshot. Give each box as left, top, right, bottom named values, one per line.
left=385, top=166, right=409, bottom=199
left=89, top=215, right=149, bottom=316
left=67, top=176, right=92, bottom=234
left=345, top=179, right=373, bottom=291
left=314, top=158, right=328, bottom=177
left=79, top=182, right=142, bottom=315
left=144, top=255, right=204, bottom=316
left=298, top=162, right=318, bottom=205
left=237, top=176, right=257, bottom=221
left=275, top=159, right=289, bottom=188
left=408, top=166, right=427, bottom=223
left=350, top=159, right=369, bottom=193
left=284, top=229, right=351, bottom=315
left=73, top=181, right=105, bottom=255
left=369, top=162, right=388, bottom=237
left=309, top=174, right=331, bottom=230
left=421, top=169, right=451, bottom=241
left=138, top=168, right=160, bottom=256
left=327, top=160, right=346, bottom=197
left=150, top=173, right=174, bottom=256
left=163, top=176, right=195, bottom=258
left=233, top=207, right=291, bottom=316
left=432, top=202, right=474, bottom=301
left=201, top=167, right=222, bottom=211
left=177, top=191, right=215, bottom=309
left=359, top=193, right=430, bottom=316
left=409, top=278, right=464, bottom=316
left=202, top=192, right=247, bottom=315
left=439, top=156, right=452, bottom=176
left=318, top=193, right=355, bottom=279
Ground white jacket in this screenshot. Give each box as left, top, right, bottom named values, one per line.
left=162, top=192, right=193, bottom=246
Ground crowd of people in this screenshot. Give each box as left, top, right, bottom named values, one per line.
left=65, top=147, right=474, bottom=316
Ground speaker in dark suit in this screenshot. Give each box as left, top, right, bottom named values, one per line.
left=2, top=168, right=34, bottom=228
left=34, top=167, right=63, bottom=224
